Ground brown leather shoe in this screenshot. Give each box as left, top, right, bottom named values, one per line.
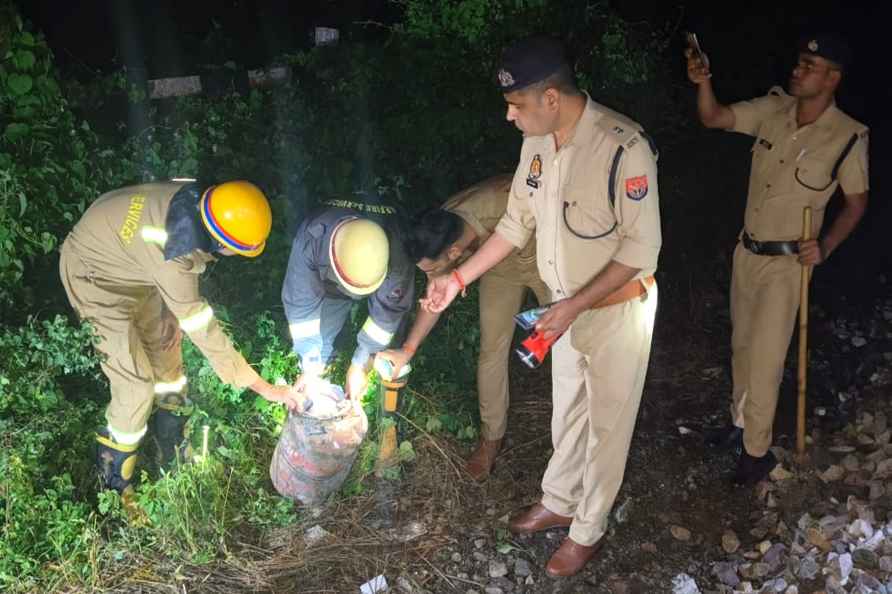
left=545, top=537, right=604, bottom=578
left=508, top=503, right=573, bottom=535
left=465, top=438, right=501, bottom=481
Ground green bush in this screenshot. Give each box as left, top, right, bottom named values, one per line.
left=0, top=315, right=100, bottom=415
left=0, top=317, right=103, bottom=591
left=0, top=10, right=127, bottom=310
left=0, top=469, right=99, bottom=591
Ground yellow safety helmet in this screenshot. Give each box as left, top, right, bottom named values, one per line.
left=199, top=181, right=272, bottom=257
left=329, top=217, right=389, bottom=295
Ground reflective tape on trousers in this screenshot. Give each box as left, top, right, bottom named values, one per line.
left=154, top=375, right=187, bottom=394
left=289, top=319, right=321, bottom=340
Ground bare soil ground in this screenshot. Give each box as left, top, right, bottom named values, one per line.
left=107, top=277, right=892, bottom=594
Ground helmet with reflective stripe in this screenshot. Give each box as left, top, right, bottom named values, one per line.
left=329, top=217, right=389, bottom=295
left=199, top=181, right=272, bottom=257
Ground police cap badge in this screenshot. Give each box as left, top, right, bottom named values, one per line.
left=496, top=35, right=568, bottom=92
left=799, top=33, right=852, bottom=70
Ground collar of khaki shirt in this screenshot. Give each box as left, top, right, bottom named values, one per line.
left=556, top=93, right=603, bottom=151
left=783, top=99, right=840, bottom=132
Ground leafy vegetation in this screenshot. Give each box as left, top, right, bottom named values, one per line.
left=0, top=0, right=679, bottom=589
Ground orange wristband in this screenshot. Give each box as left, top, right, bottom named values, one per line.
left=402, top=344, right=416, bottom=356
left=452, top=269, right=468, bottom=297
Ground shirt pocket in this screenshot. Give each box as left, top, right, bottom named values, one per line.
left=749, top=136, right=775, bottom=176
left=560, top=184, right=616, bottom=240
left=794, top=153, right=834, bottom=192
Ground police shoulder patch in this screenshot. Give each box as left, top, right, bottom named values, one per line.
left=625, top=175, right=648, bottom=201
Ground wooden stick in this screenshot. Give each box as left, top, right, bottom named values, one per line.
left=796, top=207, right=813, bottom=457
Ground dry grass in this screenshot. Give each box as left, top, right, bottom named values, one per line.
left=86, top=425, right=503, bottom=593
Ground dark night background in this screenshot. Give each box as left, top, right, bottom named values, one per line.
left=14, top=0, right=891, bottom=293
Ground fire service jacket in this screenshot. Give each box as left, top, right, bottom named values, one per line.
left=62, top=181, right=261, bottom=388
left=281, top=207, right=415, bottom=372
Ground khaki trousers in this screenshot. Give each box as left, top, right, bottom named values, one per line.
left=59, top=242, right=186, bottom=435
left=477, top=266, right=549, bottom=440
left=540, top=284, right=657, bottom=546
left=729, top=243, right=801, bottom=457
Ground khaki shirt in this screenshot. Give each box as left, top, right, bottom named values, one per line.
left=496, top=96, right=661, bottom=299
left=730, top=86, right=869, bottom=241
left=442, top=173, right=537, bottom=277
left=64, top=182, right=260, bottom=388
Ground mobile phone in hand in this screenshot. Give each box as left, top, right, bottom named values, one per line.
left=685, top=32, right=710, bottom=69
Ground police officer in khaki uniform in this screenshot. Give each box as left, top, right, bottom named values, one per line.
left=375, top=174, right=550, bottom=480
left=60, top=180, right=302, bottom=503
left=687, top=34, right=869, bottom=484
left=424, top=37, right=661, bottom=577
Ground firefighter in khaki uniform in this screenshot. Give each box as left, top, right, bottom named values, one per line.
left=424, top=37, right=661, bottom=577
left=687, top=34, right=869, bottom=484
left=281, top=208, right=415, bottom=400
left=375, top=174, right=550, bottom=480
left=60, top=180, right=302, bottom=501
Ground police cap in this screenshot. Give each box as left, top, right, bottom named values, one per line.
left=496, top=35, right=568, bottom=92
left=799, top=33, right=852, bottom=71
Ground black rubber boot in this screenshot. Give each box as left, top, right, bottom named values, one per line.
left=95, top=427, right=140, bottom=494
left=704, top=424, right=743, bottom=457
left=732, top=449, right=778, bottom=486
left=150, top=408, right=192, bottom=469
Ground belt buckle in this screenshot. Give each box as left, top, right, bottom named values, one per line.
left=748, top=237, right=761, bottom=255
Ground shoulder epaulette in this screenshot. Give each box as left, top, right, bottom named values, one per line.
left=595, top=110, right=640, bottom=148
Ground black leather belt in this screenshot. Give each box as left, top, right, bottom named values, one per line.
left=742, top=231, right=799, bottom=256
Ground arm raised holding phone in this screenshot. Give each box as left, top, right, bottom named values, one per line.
left=684, top=32, right=736, bottom=130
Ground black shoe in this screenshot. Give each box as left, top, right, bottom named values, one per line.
left=704, top=424, right=743, bottom=456
left=732, top=450, right=778, bottom=486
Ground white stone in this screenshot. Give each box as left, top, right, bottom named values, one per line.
left=849, top=519, right=876, bottom=540
left=360, top=575, right=388, bottom=594
left=488, top=560, right=508, bottom=579
left=671, top=573, right=701, bottom=594
left=304, top=525, right=332, bottom=547
left=820, top=465, right=846, bottom=482
left=860, top=530, right=885, bottom=551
